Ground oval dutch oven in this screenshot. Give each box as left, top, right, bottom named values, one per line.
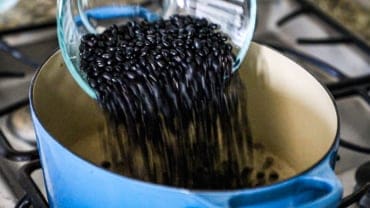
left=30, top=43, right=342, bottom=208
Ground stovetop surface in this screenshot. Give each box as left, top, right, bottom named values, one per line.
left=0, top=0, right=369, bottom=207
left=0, top=27, right=57, bottom=207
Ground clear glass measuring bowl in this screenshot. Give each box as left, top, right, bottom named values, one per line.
left=57, top=0, right=257, bottom=99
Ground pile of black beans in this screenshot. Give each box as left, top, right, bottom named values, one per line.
left=79, top=15, right=258, bottom=189
left=79, top=15, right=233, bottom=124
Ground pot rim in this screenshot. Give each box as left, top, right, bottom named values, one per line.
left=29, top=44, right=340, bottom=193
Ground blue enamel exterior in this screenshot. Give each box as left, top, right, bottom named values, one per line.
left=30, top=104, right=342, bottom=207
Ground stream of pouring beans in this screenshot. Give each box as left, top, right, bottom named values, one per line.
left=79, top=15, right=279, bottom=189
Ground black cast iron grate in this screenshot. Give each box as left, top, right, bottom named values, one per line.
left=260, top=0, right=370, bottom=155
left=0, top=18, right=54, bottom=208
left=16, top=161, right=48, bottom=208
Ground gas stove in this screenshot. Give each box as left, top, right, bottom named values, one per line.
left=0, top=0, right=369, bottom=207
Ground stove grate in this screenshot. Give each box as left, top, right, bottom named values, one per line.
left=16, top=160, right=47, bottom=208
left=0, top=130, right=38, bottom=161
left=284, top=0, right=370, bottom=53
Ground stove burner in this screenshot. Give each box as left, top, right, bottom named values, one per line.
left=6, top=106, right=36, bottom=145
left=355, top=161, right=370, bottom=207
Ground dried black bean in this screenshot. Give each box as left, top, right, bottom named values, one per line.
left=241, top=166, right=253, bottom=178
left=173, top=56, right=182, bottom=63
left=174, top=39, right=184, bottom=47
left=161, top=49, right=169, bottom=57
left=102, top=72, right=112, bottom=80
left=176, top=49, right=186, bottom=59
left=213, top=50, right=220, bottom=57
left=185, top=57, right=193, bottom=64
left=114, top=65, right=122, bottom=72
left=198, top=33, right=206, bottom=39
left=123, top=63, right=130, bottom=71
left=128, top=27, right=135, bottom=38
left=194, top=55, right=202, bottom=66
left=255, top=179, right=266, bottom=187
left=125, top=72, right=136, bottom=80
left=262, top=156, right=274, bottom=169
left=86, top=40, right=96, bottom=47
left=162, top=38, right=170, bottom=47
left=194, top=38, right=202, bottom=49
left=101, top=161, right=111, bottom=169
left=159, top=29, right=167, bottom=35
left=168, top=61, right=176, bottom=67
left=147, top=34, right=156, bottom=43
left=256, top=171, right=265, bottom=180
left=96, top=77, right=103, bottom=84
left=170, top=49, right=177, bottom=56
left=209, top=23, right=218, bottom=30
left=97, top=41, right=105, bottom=48
left=185, top=39, right=192, bottom=46
left=199, top=28, right=209, bottom=34
left=91, top=65, right=99, bottom=72
left=140, top=51, right=148, bottom=57
left=202, top=61, right=208, bottom=71
left=88, top=79, right=97, bottom=88
left=115, top=54, right=124, bottom=62
left=198, top=50, right=205, bottom=57
left=269, top=170, right=279, bottom=182
left=203, top=47, right=209, bottom=55
left=106, top=59, right=113, bottom=66
left=96, top=57, right=104, bottom=63
left=96, top=61, right=105, bottom=68
left=155, top=54, right=162, bottom=60
left=106, top=39, right=115, bottom=46
left=157, top=60, right=165, bottom=68
left=105, top=66, right=113, bottom=72
left=156, top=45, right=163, bottom=50
left=136, top=41, right=144, bottom=47
left=225, top=43, right=233, bottom=52
left=123, top=34, right=131, bottom=40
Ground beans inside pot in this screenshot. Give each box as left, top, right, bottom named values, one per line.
left=79, top=15, right=291, bottom=189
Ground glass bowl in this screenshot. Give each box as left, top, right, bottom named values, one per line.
left=57, top=0, right=257, bottom=99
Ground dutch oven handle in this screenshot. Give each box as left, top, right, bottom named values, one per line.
left=222, top=160, right=343, bottom=208
left=294, top=162, right=343, bottom=208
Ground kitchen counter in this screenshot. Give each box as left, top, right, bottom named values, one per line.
left=0, top=0, right=55, bottom=31
left=313, top=0, right=370, bottom=44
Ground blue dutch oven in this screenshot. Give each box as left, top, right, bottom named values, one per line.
left=30, top=43, right=342, bottom=207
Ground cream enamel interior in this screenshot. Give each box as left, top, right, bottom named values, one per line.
left=243, top=44, right=337, bottom=172
left=31, top=43, right=338, bottom=177
left=32, top=53, right=107, bottom=164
